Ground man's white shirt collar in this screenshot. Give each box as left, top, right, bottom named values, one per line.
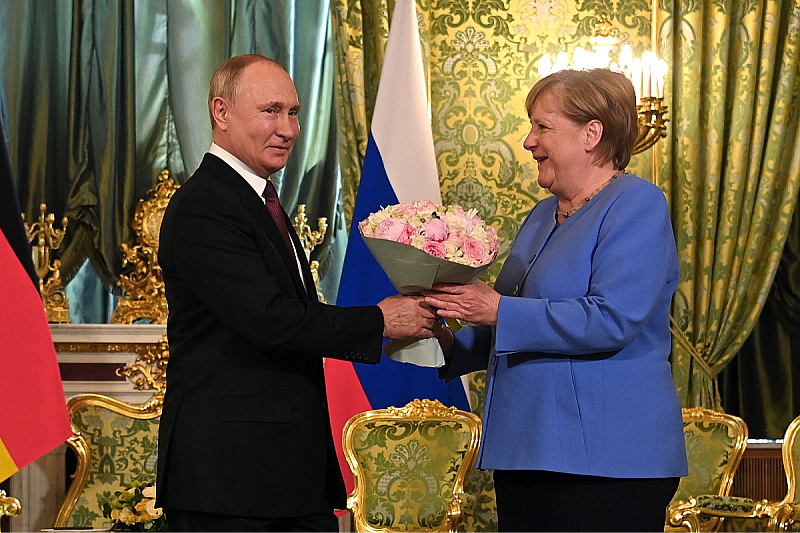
left=209, top=143, right=268, bottom=198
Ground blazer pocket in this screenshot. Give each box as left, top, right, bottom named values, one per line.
left=218, top=397, right=292, bottom=423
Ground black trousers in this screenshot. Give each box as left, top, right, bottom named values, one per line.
left=164, top=508, right=339, bottom=532
left=493, top=469, right=680, bottom=532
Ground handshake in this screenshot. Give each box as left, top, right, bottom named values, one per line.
left=376, top=280, right=501, bottom=340
left=377, top=294, right=442, bottom=341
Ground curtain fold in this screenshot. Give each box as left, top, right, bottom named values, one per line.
left=720, top=186, right=800, bottom=438
left=61, top=0, right=137, bottom=287
left=331, top=0, right=391, bottom=229
left=659, top=0, right=800, bottom=407
left=0, top=0, right=72, bottom=259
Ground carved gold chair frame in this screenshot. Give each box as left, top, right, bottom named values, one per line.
left=111, top=170, right=177, bottom=324
left=343, top=398, right=481, bottom=533
left=666, top=407, right=749, bottom=531
left=668, top=414, right=800, bottom=532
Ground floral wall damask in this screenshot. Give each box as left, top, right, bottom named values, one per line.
left=333, top=0, right=657, bottom=530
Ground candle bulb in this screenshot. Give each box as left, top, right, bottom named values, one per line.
left=553, top=51, right=569, bottom=73
left=631, top=58, right=642, bottom=104
left=657, top=59, right=668, bottom=98
left=619, top=44, right=632, bottom=75
left=648, top=53, right=658, bottom=99
left=538, top=54, right=552, bottom=77
left=574, top=47, right=585, bottom=69
left=641, top=52, right=652, bottom=98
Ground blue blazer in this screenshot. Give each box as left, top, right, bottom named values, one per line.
left=445, top=174, right=688, bottom=478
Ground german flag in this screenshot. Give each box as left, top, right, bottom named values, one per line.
left=0, top=118, right=71, bottom=482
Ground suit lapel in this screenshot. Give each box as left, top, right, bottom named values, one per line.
left=202, top=154, right=310, bottom=298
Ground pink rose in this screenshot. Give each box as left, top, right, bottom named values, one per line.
left=374, top=218, right=407, bottom=242
left=462, top=237, right=487, bottom=263
left=422, top=218, right=449, bottom=241
left=398, top=223, right=416, bottom=244
left=422, top=240, right=446, bottom=258
left=414, top=200, right=439, bottom=214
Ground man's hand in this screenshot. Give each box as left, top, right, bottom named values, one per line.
left=423, top=280, right=501, bottom=326
left=377, top=295, right=438, bottom=340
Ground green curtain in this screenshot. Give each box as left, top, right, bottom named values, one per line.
left=720, top=190, right=800, bottom=439
left=659, top=0, right=800, bottom=408
left=0, top=0, right=343, bottom=317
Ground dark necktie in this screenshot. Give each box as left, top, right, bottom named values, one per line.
left=262, top=180, right=295, bottom=254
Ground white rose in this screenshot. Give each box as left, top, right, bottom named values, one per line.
left=145, top=499, right=163, bottom=519
left=142, top=485, right=157, bottom=499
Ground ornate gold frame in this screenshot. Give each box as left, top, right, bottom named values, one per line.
left=0, top=490, right=21, bottom=522
left=53, top=393, right=162, bottom=528
left=111, top=170, right=177, bottom=324
left=667, top=407, right=749, bottom=531
left=771, top=415, right=800, bottom=530
left=342, top=399, right=482, bottom=533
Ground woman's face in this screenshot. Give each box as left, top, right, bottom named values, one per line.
left=523, top=92, right=591, bottom=198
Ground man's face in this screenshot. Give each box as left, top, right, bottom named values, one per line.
left=214, top=61, right=301, bottom=178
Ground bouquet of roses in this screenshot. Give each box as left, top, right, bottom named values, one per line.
left=359, top=200, right=499, bottom=366
left=102, top=480, right=167, bottom=532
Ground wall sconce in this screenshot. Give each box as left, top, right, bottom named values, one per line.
left=537, top=14, right=668, bottom=154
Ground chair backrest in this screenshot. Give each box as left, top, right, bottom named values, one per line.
left=53, top=394, right=161, bottom=529
left=779, top=415, right=800, bottom=506
left=667, top=407, right=748, bottom=531
left=343, top=399, right=481, bottom=533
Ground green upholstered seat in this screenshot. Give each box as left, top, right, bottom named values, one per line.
left=343, top=399, right=481, bottom=532
left=54, top=394, right=161, bottom=529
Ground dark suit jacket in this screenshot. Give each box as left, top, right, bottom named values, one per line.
left=156, top=153, right=384, bottom=518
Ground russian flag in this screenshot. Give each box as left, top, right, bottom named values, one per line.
left=0, top=116, right=72, bottom=483
left=325, top=0, right=470, bottom=494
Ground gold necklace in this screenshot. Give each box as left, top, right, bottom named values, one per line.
left=556, top=170, right=624, bottom=219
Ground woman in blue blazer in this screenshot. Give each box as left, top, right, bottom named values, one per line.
left=426, top=68, right=688, bottom=532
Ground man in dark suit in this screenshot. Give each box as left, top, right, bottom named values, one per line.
left=156, top=54, right=438, bottom=532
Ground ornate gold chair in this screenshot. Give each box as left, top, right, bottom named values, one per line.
left=54, top=339, right=168, bottom=529
left=666, top=407, right=749, bottom=532
left=0, top=490, right=21, bottom=531
left=111, top=169, right=177, bottom=324
left=342, top=399, right=481, bottom=532
left=668, top=414, right=800, bottom=532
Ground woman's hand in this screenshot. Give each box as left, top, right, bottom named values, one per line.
left=424, top=280, right=501, bottom=326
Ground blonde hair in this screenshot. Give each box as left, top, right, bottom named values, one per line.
left=208, top=55, right=283, bottom=129
left=525, top=69, right=639, bottom=169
